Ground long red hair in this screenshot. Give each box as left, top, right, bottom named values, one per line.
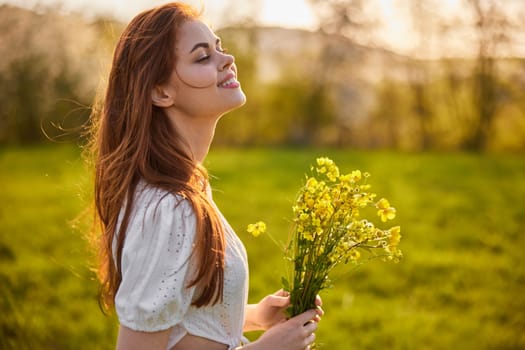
left=89, top=2, right=225, bottom=311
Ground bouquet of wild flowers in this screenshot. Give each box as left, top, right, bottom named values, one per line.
left=247, top=157, right=402, bottom=320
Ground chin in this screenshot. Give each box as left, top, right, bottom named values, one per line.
left=223, top=90, right=247, bottom=113
left=236, top=91, right=247, bottom=107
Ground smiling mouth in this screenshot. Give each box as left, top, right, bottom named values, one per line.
left=218, top=76, right=239, bottom=88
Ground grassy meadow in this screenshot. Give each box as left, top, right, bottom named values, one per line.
left=1, top=145, right=524, bottom=349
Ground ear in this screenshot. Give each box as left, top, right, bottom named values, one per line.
left=151, top=85, right=175, bottom=107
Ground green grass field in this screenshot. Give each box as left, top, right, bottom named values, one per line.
left=1, top=145, right=524, bottom=349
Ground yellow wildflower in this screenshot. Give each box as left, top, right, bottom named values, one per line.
left=326, top=164, right=340, bottom=182
left=247, top=221, right=266, bottom=237
left=350, top=170, right=362, bottom=182
left=302, top=230, right=314, bottom=241
left=389, top=226, right=401, bottom=247
left=306, top=177, right=318, bottom=193
left=360, top=184, right=371, bottom=191
left=306, top=198, right=315, bottom=209
left=316, top=157, right=332, bottom=167
left=376, top=198, right=396, bottom=222
left=339, top=174, right=351, bottom=184
left=316, top=157, right=338, bottom=180
left=349, top=249, right=361, bottom=261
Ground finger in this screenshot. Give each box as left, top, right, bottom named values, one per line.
left=307, top=332, right=316, bottom=344
left=267, top=295, right=291, bottom=308
left=315, top=305, right=324, bottom=317
left=304, top=320, right=318, bottom=334
left=294, top=309, right=318, bottom=326
left=315, top=295, right=323, bottom=306
left=274, top=289, right=290, bottom=297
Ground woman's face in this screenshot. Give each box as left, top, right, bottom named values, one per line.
left=161, top=19, right=246, bottom=119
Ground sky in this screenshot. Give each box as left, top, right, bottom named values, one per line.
left=3, top=0, right=524, bottom=57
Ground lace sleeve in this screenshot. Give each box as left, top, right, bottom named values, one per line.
left=115, top=189, right=198, bottom=332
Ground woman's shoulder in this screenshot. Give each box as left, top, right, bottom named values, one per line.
left=134, top=180, right=193, bottom=216
left=120, top=181, right=198, bottom=254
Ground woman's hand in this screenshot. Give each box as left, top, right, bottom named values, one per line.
left=244, top=291, right=324, bottom=332
left=245, top=309, right=319, bottom=350
left=244, top=289, right=290, bottom=331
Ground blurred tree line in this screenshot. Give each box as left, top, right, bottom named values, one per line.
left=0, top=5, right=118, bottom=145
left=1, top=0, right=524, bottom=151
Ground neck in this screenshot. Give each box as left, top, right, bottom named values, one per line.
left=165, top=110, right=220, bottom=163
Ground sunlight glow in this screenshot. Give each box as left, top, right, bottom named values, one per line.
left=259, top=0, right=317, bottom=29
left=2, top=0, right=523, bottom=57
left=374, top=0, right=416, bottom=53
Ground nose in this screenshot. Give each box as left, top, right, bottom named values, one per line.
left=218, top=52, right=234, bottom=71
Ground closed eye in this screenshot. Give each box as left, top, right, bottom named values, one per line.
left=196, top=47, right=227, bottom=63
left=196, top=55, right=210, bottom=63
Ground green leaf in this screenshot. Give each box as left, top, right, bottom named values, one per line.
left=281, top=276, right=290, bottom=291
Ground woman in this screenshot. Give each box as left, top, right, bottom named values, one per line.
left=89, top=3, right=322, bottom=350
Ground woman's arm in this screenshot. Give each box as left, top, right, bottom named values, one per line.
left=116, top=325, right=171, bottom=350
left=117, top=327, right=230, bottom=350
left=244, top=304, right=261, bottom=332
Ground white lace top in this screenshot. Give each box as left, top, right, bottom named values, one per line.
left=113, top=182, right=249, bottom=350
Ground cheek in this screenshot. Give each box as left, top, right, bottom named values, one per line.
left=175, top=64, right=216, bottom=88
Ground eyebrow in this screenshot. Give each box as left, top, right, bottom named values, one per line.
left=189, top=38, right=221, bottom=53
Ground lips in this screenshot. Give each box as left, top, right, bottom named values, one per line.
left=218, top=73, right=238, bottom=88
